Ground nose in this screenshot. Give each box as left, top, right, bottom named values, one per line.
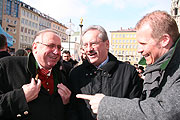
left=52, top=46, right=60, bottom=54
left=86, top=44, right=93, bottom=52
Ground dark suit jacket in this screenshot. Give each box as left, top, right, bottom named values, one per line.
left=0, top=53, right=68, bottom=120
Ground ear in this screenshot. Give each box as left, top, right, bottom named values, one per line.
left=105, top=40, right=109, bottom=50
left=160, top=34, right=171, bottom=48
left=32, top=42, right=37, bottom=53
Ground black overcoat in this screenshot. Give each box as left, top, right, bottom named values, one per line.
left=0, top=53, right=67, bottom=120
left=68, top=53, right=143, bottom=120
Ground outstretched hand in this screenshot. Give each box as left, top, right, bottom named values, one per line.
left=76, top=94, right=105, bottom=114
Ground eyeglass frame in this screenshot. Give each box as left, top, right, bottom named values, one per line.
left=36, top=42, right=64, bottom=51
left=82, top=41, right=104, bottom=49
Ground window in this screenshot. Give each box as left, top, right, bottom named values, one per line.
left=28, top=29, right=31, bottom=35
left=31, top=30, right=34, bottom=35
left=13, top=29, right=16, bottom=34
left=6, top=0, right=11, bottom=15
left=20, top=35, right=24, bottom=42
left=25, top=19, right=28, bottom=25
left=6, top=27, right=9, bottom=32
left=6, top=18, right=10, bottom=23
left=14, top=20, right=17, bottom=25
left=28, top=21, right=31, bottom=26
left=24, top=28, right=27, bottom=33
left=118, top=51, right=121, bottom=54
left=21, top=27, right=24, bottom=32
left=21, top=18, right=24, bottom=24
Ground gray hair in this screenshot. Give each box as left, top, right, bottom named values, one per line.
left=81, top=25, right=108, bottom=42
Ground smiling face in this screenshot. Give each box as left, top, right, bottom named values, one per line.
left=82, top=29, right=109, bottom=67
left=136, top=24, right=163, bottom=65
left=33, top=32, right=61, bottom=69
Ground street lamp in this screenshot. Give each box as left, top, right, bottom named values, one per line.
left=66, top=19, right=74, bottom=51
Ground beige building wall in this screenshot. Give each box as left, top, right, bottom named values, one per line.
left=171, top=0, right=180, bottom=30
left=110, top=29, right=142, bottom=65
left=19, top=3, right=39, bottom=50
left=2, top=0, right=20, bottom=51
left=51, top=21, right=68, bottom=42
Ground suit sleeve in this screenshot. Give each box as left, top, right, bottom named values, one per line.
left=128, top=67, right=143, bottom=98
left=0, top=62, right=29, bottom=119
left=97, top=80, right=180, bottom=120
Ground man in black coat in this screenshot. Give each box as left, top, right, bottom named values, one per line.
left=0, top=34, right=11, bottom=59
left=68, top=25, right=143, bottom=120
left=0, top=29, right=71, bottom=120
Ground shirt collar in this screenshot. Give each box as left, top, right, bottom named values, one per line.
left=97, top=56, right=109, bottom=68
left=35, top=58, right=52, bottom=76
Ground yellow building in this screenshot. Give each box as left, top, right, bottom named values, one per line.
left=110, top=28, right=142, bottom=65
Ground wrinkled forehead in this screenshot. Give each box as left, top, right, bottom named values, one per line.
left=37, top=32, right=61, bottom=44
left=82, top=30, right=101, bottom=43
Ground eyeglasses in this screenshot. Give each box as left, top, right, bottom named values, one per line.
left=36, top=42, right=64, bottom=51
left=82, top=41, right=103, bottom=48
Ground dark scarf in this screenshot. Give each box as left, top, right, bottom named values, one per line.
left=143, top=46, right=174, bottom=97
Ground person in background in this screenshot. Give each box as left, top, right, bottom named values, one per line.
left=134, top=63, right=139, bottom=71
left=62, top=50, right=78, bottom=67
left=25, top=47, right=32, bottom=54
left=0, top=29, right=71, bottom=120
left=15, top=49, right=28, bottom=56
left=77, top=10, right=180, bottom=120
left=68, top=25, right=143, bottom=120
left=0, top=34, right=11, bottom=59
left=138, top=66, right=145, bottom=79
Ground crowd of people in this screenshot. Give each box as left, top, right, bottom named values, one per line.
left=0, top=10, right=180, bottom=120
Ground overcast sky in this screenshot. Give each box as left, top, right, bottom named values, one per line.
left=21, top=0, right=171, bottom=33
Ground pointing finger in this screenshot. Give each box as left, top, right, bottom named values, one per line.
left=76, top=94, right=94, bottom=100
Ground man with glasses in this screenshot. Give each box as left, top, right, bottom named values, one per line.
left=67, top=25, right=143, bottom=120
left=0, top=29, right=71, bottom=120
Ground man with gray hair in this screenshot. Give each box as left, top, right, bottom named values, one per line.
left=77, top=10, right=180, bottom=120
left=0, top=29, right=71, bottom=120
left=68, top=25, right=143, bottom=120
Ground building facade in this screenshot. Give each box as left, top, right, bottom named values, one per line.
left=110, top=28, right=141, bottom=65
left=1, top=0, right=20, bottom=51
left=1, top=0, right=68, bottom=52
left=171, top=0, right=180, bottom=29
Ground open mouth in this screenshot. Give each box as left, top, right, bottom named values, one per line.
left=143, top=54, right=149, bottom=59
left=87, top=51, right=97, bottom=56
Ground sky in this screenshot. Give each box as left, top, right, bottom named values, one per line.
left=21, top=0, right=171, bottom=34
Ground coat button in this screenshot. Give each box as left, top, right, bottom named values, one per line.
left=47, top=89, right=50, bottom=91
left=17, top=114, right=21, bottom=118
left=24, top=111, right=28, bottom=115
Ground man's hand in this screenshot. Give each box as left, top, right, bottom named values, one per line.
left=76, top=94, right=105, bottom=114
left=57, top=83, right=71, bottom=104
left=22, top=78, right=41, bottom=102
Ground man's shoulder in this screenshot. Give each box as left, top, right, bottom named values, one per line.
left=116, top=60, right=136, bottom=71
left=0, top=51, right=11, bottom=59
left=0, top=56, right=27, bottom=65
